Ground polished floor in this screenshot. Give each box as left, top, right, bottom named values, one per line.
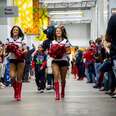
left=0, top=76, right=116, bottom=116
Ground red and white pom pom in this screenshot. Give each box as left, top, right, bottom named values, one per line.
left=6, top=43, right=26, bottom=59
left=48, top=44, right=66, bottom=59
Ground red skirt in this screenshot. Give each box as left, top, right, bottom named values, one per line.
left=71, top=64, right=78, bottom=75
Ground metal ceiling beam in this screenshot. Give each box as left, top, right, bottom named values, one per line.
left=40, top=0, right=97, bottom=11
left=48, top=7, right=91, bottom=12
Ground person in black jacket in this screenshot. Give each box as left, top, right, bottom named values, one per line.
left=23, top=44, right=35, bottom=82
left=105, top=14, right=116, bottom=97
left=43, top=25, right=55, bottom=50
left=76, top=50, right=85, bottom=80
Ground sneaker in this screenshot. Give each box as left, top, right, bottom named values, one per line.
left=93, top=85, right=99, bottom=88
left=0, top=82, right=5, bottom=89
left=93, top=84, right=101, bottom=89
left=112, top=94, right=116, bottom=98
left=40, top=90, right=44, bottom=93
left=105, top=90, right=115, bottom=96
left=46, top=85, right=52, bottom=90
left=38, top=87, right=41, bottom=91
left=99, top=87, right=105, bottom=91
left=0, top=82, right=5, bottom=86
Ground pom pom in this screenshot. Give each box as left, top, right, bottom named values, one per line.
left=6, top=43, right=18, bottom=53
left=48, top=44, right=66, bottom=59
left=15, top=49, right=26, bottom=59
left=6, top=43, right=26, bottom=59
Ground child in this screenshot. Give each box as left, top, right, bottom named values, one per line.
left=46, top=55, right=54, bottom=90
left=33, top=45, right=47, bottom=93
left=71, top=58, right=78, bottom=79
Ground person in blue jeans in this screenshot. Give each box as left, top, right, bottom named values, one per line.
left=46, top=55, right=54, bottom=90
left=93, top=37, right=106, bottom=88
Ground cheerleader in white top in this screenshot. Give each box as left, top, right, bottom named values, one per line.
left=6, top=26, right=27, bottom=101
left=49, top=27, right=71, bottom=100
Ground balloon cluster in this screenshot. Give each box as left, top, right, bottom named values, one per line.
left=6, top=43, right=26, bottom=59
left=48, top=44, right=66, bottom=59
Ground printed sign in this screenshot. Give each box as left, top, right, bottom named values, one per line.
left=0, top=6, right=18, bottom=17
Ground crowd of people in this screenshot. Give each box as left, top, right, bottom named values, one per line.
left=0, top=14, right=116, bottom=101
left=71, top=14, right=116, bottom=98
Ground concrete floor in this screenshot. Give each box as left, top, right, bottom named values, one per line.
left=0, top=77, right=116, bottom=116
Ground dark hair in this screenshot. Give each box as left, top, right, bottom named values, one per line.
left=27, top=46, right=30, bottom=51
left=75, top=46, right=79, bottom=50
left=89, top=40, right=94, bottom=45
left=95, top=37, right=102, bottom=44
left=60, top=26, right=68, bottom=39
left=54, top=26, right=68, bottom=40
left=43, top=26, right=55, bottom=40
left=10, top=25, right=24, bottom=38
left=105, top=14, right=116, bottom=42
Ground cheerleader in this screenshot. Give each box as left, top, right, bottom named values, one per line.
left=49, top=27, right=71, bottom=100
left=6, top=26, right=27, bottom=101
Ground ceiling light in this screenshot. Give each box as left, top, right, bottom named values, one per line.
left=49, top=11, right=83, bottom=15
left=52, top=18, right=81, bottom=22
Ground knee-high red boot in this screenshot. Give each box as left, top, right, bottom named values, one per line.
left=11, top=79, right=18, bottom=99
left=61, top=81, right=66, bottom=98
left=16, top=81, right=22, bottom=101
left=54, top=81, right=60, bottom=100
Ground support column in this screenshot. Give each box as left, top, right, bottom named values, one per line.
left=91, top=7, right=97, bottom=40
left=91, top=0, right=108, bottom=40
left=0, top=0, right=7, bottom=42
left=97, top=0, right=105, bottom=37
left=7, top=0, right=14, bottom=38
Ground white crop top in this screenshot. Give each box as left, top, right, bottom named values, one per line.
left=51, top=38, right=70, bottom=61
left=7, top=37, right=27, bottom=59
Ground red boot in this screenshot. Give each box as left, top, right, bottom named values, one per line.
left=16, top=82, right=22, bottom=101
left=12, top=79, right=18, bottom=99
left=54, top=81, right=60, bottom=100
left=61, top=81, right=66, bottom=98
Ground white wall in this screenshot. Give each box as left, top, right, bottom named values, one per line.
left=64, top=23, right=90, bottom=47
